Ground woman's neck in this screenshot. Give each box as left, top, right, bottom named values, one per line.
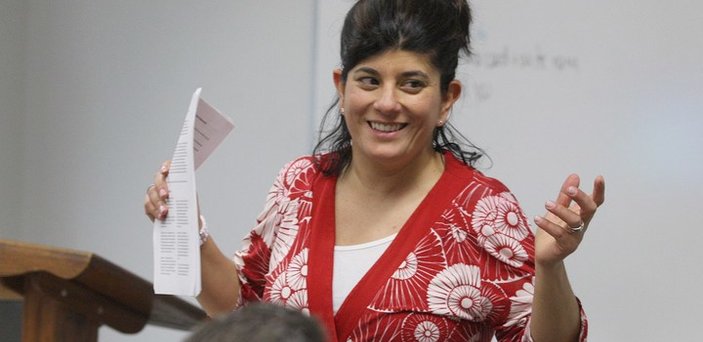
left=340, top=150, right=445, bottom=195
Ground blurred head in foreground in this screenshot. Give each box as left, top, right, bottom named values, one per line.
left=184, top=302, right=326, bottom=342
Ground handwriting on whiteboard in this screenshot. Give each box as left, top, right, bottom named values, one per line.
left=468, top=46, right=580, bottom=71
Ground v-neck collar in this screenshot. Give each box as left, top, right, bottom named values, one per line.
left=307, top=153, right=470, bottom=341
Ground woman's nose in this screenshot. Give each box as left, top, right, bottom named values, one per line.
left=373, top=86, right=402, bottom=114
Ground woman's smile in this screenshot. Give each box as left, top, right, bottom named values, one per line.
left=367, top=121, right=408, bottom=133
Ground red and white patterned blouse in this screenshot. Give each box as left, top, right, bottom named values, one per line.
left=233, top=153, right=588, bottom=342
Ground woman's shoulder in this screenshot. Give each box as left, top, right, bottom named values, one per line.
left=270, top=154, right=325, bottom=192
left=277, top=152, right=342, bottom=177
left=279, top=154, right=318, bottom=170
left=444, top=152, right=512, bottom=195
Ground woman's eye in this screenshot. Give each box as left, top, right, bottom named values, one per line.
left=401, top=80, right=426, bottom=92
left=358, top=77, right=379, bottom=87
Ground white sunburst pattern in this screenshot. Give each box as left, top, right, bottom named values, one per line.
left=297, top=195, right=313, bottom=225
left=287, top=159, right=317, bottom=201
left=449, top=284, right=489, bottom=321
left=484, top=234, right=528, bottom=269
left=286, top=248, right=309, bottom=290
left=392, top=252, right=418, bottom=280
left=413, top=321, right=440, bottom=342
left=471, top=195, right=502, bottom=245
left=281, top=158, right=314, bottom=231
left=284, top=157, right=313, bottom=186
left=255, top=158, right=311, bottom=225
left=439, top=206, right=472, bottom=243
left=369, top=232, right=447, bottom=312
left=267, top=270, right=309, bottom=313
left=427, top=264, right=495, bottom=322
left=285, top=289, right=309, bottom=313
left=453, top=180, right=493, bottom=210
left=493, top=193, right=529, bottom=241
left=451, top=224, right=468, bottom=243
left=267, top=271, right=295, bottom=306
left=478, top=280, right=511, bottom=325
left=269, top=197, right=301, bottom=269
left=434, top=206, right=481, bottom=265
left=400, top=313, right=449, bottom=342
left=253, top=208, right=277, bottom=250
left=263, top=171, right=286, bottom=209
left=349, top=312, right=403, bottom=342
left=503, top=279, right=534, bottom=329
left=252, top=179, right=288, bottom=249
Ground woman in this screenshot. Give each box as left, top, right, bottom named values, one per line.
left=145, top=1, right=605, bottom=341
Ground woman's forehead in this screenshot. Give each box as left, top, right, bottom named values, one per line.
left=351, top=49, right=437, bottom=74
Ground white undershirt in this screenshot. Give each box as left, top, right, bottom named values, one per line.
left=332, top=233, right=397, bottom=313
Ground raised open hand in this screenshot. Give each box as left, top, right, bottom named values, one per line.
left=533, top=174, right=605, bottom=266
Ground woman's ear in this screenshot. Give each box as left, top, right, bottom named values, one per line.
left=333, top=68, right=345, bottom=102
left=440, top=80, right=462, bottom=122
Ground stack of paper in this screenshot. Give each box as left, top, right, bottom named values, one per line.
left=153, top=88, right=234, bottom=296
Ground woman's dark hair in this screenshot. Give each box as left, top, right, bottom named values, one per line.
left=313, top=0, right=485, bottom=176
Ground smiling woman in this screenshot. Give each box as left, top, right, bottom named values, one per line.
left=314, top=0, right=484, bottom=177
left=144, top=1, right=605, bottom=341
left=332, top=49, right=460, bottom=174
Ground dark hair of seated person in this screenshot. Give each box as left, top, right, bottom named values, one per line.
left=184, top=302, right=326, bottom=342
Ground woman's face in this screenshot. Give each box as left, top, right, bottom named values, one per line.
left=334, top=49, right=461, bottom=168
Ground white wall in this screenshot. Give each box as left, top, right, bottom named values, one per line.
left=3, top=0, right=315, bottom=341
left=315, top=1, right=703, bottom=341
left=459, top=3, right=702, bottom=341
left=0, top=3, right=27, bottom=341
left=0, top=0, right=26, bottom=239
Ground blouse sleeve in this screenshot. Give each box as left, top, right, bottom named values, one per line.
left=231, top=160, right=292, bottom=306
left=494, top=277, right=589, bottom=341
left=485, top=189, right=588, bottom=341
left=231, top=156, right=317, bottom=307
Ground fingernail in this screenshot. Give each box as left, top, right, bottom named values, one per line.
left=159, top=205, right=168, bottom=217
left=161, top=163, right=168, bottom=173
left=545, top=201, right=556, bottom=209
left=567, top=187, right=577, bottom=196
left=159, top=188, right=168, bottom=198
left=534, top=216, right=543, bottom=224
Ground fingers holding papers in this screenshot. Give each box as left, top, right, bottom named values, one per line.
left=144, top=160, right=171, bottom=221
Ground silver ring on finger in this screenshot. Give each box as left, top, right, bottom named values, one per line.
left=569, top=221, right=585, bottom=233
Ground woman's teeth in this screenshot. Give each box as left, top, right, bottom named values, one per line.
left=369, top=122, right=404, bottom=132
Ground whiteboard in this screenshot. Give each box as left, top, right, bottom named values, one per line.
left=313, top=1, right=703, bottom=340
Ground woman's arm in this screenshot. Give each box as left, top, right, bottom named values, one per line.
left=531, top=260, right=581, bottom=341
left=197, top=235, right=241, bottom=316
left=530, top=174, right=605, bottom=341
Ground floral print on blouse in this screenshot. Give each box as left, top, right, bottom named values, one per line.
left=233, top=153, right=588, bottom=342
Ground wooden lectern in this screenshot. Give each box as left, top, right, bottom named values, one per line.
left=0, top=240, right=208, bottom=341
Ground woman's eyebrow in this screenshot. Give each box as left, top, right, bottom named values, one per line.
left=353, top=67, right=430, bottom=80
left=353, top=66, right=379, bottom=75
left=399, top=70, right=430, bottom=79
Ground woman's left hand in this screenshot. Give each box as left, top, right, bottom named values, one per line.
left=533, top=174, right=606, bottom=267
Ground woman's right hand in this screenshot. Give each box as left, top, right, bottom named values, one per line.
left=144, top=160, right=171, bottom=222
